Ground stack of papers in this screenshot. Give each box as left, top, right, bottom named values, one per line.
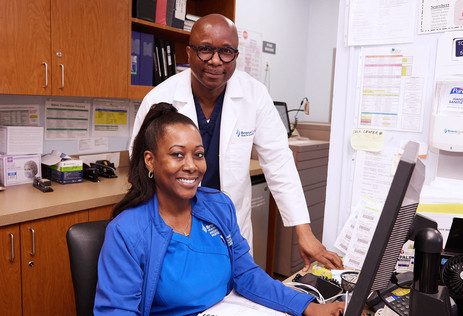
left=197, top=290, right=289, bottom=316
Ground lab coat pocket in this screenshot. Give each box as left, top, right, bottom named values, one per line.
left=226, top=136, right=254, bottom=167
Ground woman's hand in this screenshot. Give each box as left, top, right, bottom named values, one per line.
left=303, top=302, right=368, bottom=316
left=303, top=302, right=345, bottom=316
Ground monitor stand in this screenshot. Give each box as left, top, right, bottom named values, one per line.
left=409, top=228, right=458, bottom=316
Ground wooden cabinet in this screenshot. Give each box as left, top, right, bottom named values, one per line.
left=50, top=0, right=129, bottom=98
left=20, top=211, right=88, bottom=316
left=128, top=0, right=236, bottom=99
left=89, top=204, right=114, bottom=221
left=0, top=0, right=51, bottom=96
left=0, top=225, right=22, bottom=316
left=0, top=205, right=114, bottom=316
left=0, top=0, right=129, bottom=98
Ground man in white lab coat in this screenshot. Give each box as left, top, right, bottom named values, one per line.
left=131, top=14, right=343, bottom=270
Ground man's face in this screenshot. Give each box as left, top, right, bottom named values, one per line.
left=187, top=20, right=239, bottom=94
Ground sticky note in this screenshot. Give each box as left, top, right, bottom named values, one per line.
left=350, top=129, right=385, bottom=152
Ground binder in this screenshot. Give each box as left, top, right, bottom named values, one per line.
left=132, top=0, right=157, bottom=22
left=131, top=31, right=141, bottom=85
left=156, top=38, right=169, bottom=81
left=139, top=32, right=154, bottom=86
left=165, top=0, right=175, bottom=26
left=154, top=38, right=165, bottom=85
left=155, top=0, right=167, bottom=25
left=165, top=40, right=175, bottom=78
left=172, top=0, right=186, bottom=29
left=153, top=37, right=162, bottom=85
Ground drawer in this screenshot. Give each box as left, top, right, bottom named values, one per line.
left=303, top=183, right=327, bottom=206
left=298, top=165, right=328, bottom=186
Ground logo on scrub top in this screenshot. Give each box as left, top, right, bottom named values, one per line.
left=235, top=129, right=256, bottom=138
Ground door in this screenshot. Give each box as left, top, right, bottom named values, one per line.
left=50, top=0, right=129, bottom=97
left=0, top=0, right=51, bottom=95
left=20, top=210, right=88, bottom=316
left=0, top=225, right=22, bottom=316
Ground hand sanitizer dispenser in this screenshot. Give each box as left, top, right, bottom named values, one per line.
left=430, top=79, right=463, bottom=152
left=430, top=32, right=463, bottom=152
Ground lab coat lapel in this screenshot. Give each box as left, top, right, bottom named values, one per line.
left=220, top=74, right=244, bottom=155
left=173, top=70, right=198, bottom=126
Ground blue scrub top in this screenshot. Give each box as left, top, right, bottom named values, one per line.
left=151, top=216, right=232, bottom=315
left=193, top=90, right=225, bottom=190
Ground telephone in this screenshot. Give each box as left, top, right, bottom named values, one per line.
left=366, top=271, right=413, bottom=313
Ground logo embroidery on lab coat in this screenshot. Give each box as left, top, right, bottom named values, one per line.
left=235, top=129, right=255, bottom=138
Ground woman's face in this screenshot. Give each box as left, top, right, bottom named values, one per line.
left=146, top=123, right=206, bottom=202
left=24, top=163, right=37, bottom=179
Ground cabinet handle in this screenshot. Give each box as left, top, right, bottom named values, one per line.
left=42, top=62, right=48, bottom=88
left=59, top=64, right=64, bottom=89
left=29, top=228, right=36, bottom=257
left=9, top=233, right=14, bottom=262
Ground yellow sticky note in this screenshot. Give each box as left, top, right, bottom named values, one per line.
left=350, top=129, right=385, bottom=152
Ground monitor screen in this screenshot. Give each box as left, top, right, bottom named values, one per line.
left=274, top=101, right=291, bottom=137
left=345, top=141, right=426, bottom=316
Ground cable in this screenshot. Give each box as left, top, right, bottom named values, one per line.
left=287, top=97, right=309, bottom=134
left=263, top=60, right=270, bottom=91
left=284, top=282, right=326, bottom=304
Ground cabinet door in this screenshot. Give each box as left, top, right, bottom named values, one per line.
left=20, top=210, right=88, bottom=316
left=0, top=0, right=51, bottom=95
left=0, top=225, right=22, bottom=316
left=51, top=0, right=129, bottom=98
left=89, top=204, right=114, bottom=221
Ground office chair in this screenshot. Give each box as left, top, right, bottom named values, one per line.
left=66, top=219, right=110, bottom=316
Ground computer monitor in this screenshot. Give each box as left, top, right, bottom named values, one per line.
left=345, top=141, right=426, bottom=316
left=274, top=101, right=292, bottom=137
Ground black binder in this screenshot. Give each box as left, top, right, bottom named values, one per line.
left=132, top=0, right=157, bottom=22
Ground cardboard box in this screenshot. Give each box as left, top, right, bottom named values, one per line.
left=42, top=159, right=83, bottom=184
left=0, top=155, right=41, bottom=186
left=0, top=126, right=44, bottom=155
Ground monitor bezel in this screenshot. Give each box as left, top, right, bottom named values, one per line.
left=274, top=101, right=292, bottom=138
left=344, top=142, right=424, bottom=315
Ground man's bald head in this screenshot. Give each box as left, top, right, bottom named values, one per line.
left=190, top=14, right=238, bottom=47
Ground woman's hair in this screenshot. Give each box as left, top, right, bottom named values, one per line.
left=112, top=103, right=198, bottom=218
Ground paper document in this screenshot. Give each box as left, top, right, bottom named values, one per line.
left=357, top=46, right=428, bottom=132
left=419, top=0, right=463, bottom=34
left=197, top=290, right=289, bottom=316
left=347, top=0, right=415, bottom=46
left=45, top=101, right=90, bottom=140
left=0, top=105, right=40, bottom=126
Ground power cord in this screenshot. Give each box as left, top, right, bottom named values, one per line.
left=287, top=97, right=309, bottom=134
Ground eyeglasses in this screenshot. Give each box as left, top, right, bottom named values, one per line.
left=189, top=45, right=238, bottom=63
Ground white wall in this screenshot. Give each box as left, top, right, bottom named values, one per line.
left=235, top=0, right=339, bottom=123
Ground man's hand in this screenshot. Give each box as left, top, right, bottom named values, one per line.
left=295, top=223, right=343, bottom=271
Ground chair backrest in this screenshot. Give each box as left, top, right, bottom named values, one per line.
left=66, top=219, right=110, bottom=316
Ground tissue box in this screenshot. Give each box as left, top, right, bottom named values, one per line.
left=0, top=126, right=44, bottom=155
left=42, top=159, right=83, bottom=184
left=0, top=155, right=41, bottom=186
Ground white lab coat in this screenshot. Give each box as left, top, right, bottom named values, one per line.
left=131, top=69, right=310, bottom=246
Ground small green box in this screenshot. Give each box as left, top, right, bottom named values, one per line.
left=42, top=159, right=83, bottom=184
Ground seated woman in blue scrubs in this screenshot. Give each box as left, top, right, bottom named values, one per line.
left=94, top=103, right=345, bottom=316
